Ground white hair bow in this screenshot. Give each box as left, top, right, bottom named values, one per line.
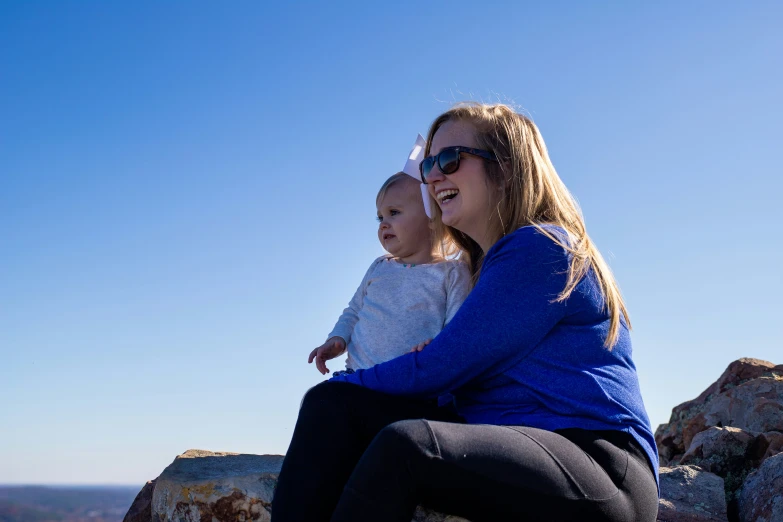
left=401, top=134, right=431, bottom=217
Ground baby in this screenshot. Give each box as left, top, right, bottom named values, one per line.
left=308, top=172, right=471, bottom=374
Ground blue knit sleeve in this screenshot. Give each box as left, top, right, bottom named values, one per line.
left=330, top=226, right=572, bottom=397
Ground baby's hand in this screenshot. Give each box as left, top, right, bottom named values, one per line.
left=308, top=336, right=347, bottom=375
left=410, top=339, right=432, bottom=353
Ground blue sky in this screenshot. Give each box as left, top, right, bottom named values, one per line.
left=1, top=1, right=781, bottom=485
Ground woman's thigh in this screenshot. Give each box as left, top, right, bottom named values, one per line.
left=271, top=382, right=462, bottom=522
left=334, top=420, right=658, bottom=522
left=292, top=381, right=460, bottom=445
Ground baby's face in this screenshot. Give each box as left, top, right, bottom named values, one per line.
left=376, top=180, right=431, bottom=260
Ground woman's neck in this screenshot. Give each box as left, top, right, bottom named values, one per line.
left=459, top=221, right=496, bottom=255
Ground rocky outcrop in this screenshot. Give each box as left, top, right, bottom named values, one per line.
left=657, top=465, right=727, bottom=522
left=678, top=427, right=764, bottom=507
left=124, top=449, right=467, bottom=522
left=757, top=430, right=783, bottom=461
left=655, top=358, right=783, bottom=522
left=123, top=479, right=155, bottom=522
left=125, top=358, right=782, bottom=522
left=655, top=358, right=783, bottom=466
left=149, top=450, right=281, bottom=522
left=738, top=452, right=783, bottom=522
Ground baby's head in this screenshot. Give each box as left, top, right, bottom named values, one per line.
left=376, top=173, right=434, bottom=262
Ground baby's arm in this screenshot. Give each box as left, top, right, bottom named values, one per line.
left=444, top=261, right=472, bottom=325
left=309, top=257, right=384, bottom=373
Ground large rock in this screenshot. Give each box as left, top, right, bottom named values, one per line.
left=128, top=451, right=740, bottom=522
left=738, top=452, right=783, bottom=522
left=124, top=359, right=783, bottom=522
left=657, top=465, right=728, bottom=522
left=151, top=450, right=282, bottom=522
left=124, top=479, right=155, bottom=522
left=680, top=427, right=756, bottom=475
left=679, top=427, right=762, bottom=508
left=129, top=449, right=468, bottom=522
left=756, top=430, right=783, bottom=461
left=655, top=358, right=783, bottom=465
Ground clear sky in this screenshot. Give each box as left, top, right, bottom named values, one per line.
left=1, top=1, right=781, bottom=485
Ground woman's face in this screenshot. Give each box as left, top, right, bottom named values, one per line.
left=427, top=119, right=498, bottom=251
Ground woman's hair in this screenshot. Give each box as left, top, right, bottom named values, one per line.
left=376, top=172, right=457, bottom=263
left=424, top=103, right=630, bottom=348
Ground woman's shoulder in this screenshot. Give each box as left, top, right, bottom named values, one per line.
left=489, top=225, right=570, bottom=257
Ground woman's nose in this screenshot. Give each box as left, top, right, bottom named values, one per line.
left=426, top=171, right=446, bottom=199
left=426, top=165, right=446, bottom=184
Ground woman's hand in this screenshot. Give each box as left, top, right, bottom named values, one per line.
left=410, top=339, right=432, bottom=353
left=308, top=336, right=347, bottom=375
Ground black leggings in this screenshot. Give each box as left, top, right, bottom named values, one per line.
left=272, top=381, right=658, bottom=522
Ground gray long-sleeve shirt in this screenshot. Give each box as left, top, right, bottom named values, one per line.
left=328, top=256, right=471, bottom=371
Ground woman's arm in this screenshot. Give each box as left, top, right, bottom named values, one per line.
left=331, top=227, right=572, bottom=397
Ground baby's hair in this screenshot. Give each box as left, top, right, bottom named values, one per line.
left=375, top=172, right=461, bottom=268
left=375, top=172, right=417, bottom=206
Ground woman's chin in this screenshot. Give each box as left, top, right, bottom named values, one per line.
left=439, top=208, right=457, bottom=227
left=441, top=216, right=461, bottom=231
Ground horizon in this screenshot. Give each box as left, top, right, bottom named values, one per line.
left=0, top=484, right=140, bottom=488
left=2, top=1, right=781, bottom=484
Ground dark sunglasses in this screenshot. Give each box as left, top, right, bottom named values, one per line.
left=419, top=146, right=498, bottom=184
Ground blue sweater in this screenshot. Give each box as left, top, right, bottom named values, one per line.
left=332, top=225, right=659, bottom=485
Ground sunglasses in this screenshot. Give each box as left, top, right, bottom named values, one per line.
left=419, top=146, right=498, bottom=184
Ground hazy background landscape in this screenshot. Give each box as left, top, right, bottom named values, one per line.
left=0, top=486, right=137, bottom=522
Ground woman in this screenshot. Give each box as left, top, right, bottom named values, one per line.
left=272, top=103, right=659, bottom=522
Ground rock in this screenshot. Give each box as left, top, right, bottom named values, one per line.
left=133, top=449, right=469, bottom=522
left=680, top=427, right=756, bottom=475
left=700, top=378, right=783, bottom=433
left=738, top=452, right=783, bottom=522
left=655, top=358, right=783, bottom=464
left=657, top=465, right=728, bottom=522
left=678, top=426, right=774, bottom=518
left=756, top=430, right=783, bottom=461
left=681, top=427, right=757, bottom=492
left=150, top=450, right=282, bottom=522
left=122, top=358, right=783, bottom=522
left=124, top=479, right=155, bottom=522
left=132, top=452, right=746, bottom=522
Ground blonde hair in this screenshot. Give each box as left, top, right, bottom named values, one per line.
left=376, top=172, right=457, bottom=263
left=376, top=172, right=414, bottom=206
left=425, top=103, right=630, bottom=348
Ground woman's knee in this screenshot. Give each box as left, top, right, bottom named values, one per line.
left=300, top=380, right=354, bottom=409
left=371, top=419, right=440, bottom=460
left=294, top=382, right=350, bottom=428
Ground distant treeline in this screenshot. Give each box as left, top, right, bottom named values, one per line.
left=0, top=486, right=138, bottom=522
